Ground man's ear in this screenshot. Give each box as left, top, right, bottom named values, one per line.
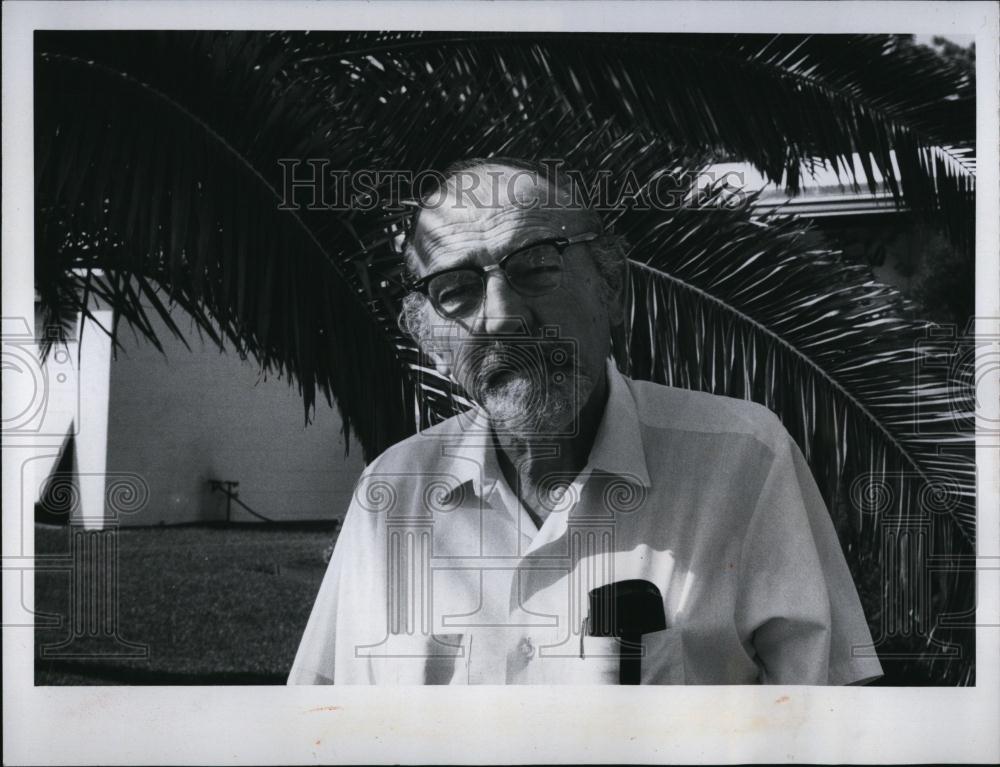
left=606, top=260, right=628, bottom=328
left=400, top=292, right=454, bottom=377
left=607, top=296, right=626, bottom=328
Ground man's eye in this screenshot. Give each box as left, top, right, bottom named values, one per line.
left=438, top=284, right=478, bottom=303
left=510, top=260, right=562, bottom=280
left=523, top=264, right=561, bottom=275
left=509, top=244, right=561, bottom=270
left=430, top=273, right=482, bottom=312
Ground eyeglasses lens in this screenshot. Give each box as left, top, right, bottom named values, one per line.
left=427, top=244, right=565, bottom=318
left=428, top=270, right=484, bottom=318
left=505, top=243, right=563, bottom=296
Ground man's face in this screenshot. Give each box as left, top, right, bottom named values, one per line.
left=408, top=166, right=617, bottom=437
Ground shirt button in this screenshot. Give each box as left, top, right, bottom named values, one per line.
left=519, top=637, right=535, bottom=659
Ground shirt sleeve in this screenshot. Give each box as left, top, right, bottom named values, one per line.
left=735, top=423, right=884, bottom=685
left=287, top=475, right=387, bottom=685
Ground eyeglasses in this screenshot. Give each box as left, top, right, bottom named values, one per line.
left=407, top=232, right=602, bottom=320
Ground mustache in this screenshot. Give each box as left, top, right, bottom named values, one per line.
left=453, top=343, right=576, bottom=411
left=474, top=342, right=527, bottom=373
left=461, top=339, right=573, bottom=380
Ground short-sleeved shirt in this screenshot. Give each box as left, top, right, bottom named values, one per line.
left=288, top=360, right=883, bottom=685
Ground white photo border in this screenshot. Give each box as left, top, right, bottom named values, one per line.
left=3, top=2, right=998, bottom=764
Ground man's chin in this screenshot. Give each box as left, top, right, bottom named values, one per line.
left=480, top=380, right=575, bottom=437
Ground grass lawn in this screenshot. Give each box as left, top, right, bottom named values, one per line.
left=34, top=522, right=338, bottom=685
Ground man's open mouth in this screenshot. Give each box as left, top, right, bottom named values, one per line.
left=477, top=361, right=536, bottom=395
left=484, top=368, right=521, bottom=387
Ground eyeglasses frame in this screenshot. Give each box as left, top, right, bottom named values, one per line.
left=405, top=231, right=603, bottom=318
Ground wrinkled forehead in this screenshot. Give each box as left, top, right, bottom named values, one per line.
left=409, top=164, right=599, bottom=270
left=435, top=163, right=574, bottom=209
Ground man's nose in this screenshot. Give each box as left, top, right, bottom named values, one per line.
left=477, top=270, right=533, bottom=336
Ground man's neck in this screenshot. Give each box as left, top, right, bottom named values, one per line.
left=492, top=370, right=610, bottom=528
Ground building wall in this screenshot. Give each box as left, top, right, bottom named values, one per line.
left=105, top=310, right=366, bottom=526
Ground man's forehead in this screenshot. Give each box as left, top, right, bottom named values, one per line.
left=411, top=164, right=595, bottom=264
left=436, top=163, right=570, bottom=207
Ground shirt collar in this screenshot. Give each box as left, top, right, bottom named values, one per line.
left=439, top=357, right=652, bottom=500
left=586, top=358, right=652, bottom=488
left=436, top=407, right=498, bottom=501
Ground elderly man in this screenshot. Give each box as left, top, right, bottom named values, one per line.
left=288, top=159, right=882, bottom=686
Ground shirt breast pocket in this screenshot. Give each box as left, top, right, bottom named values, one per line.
left=640, top=627, right=686, bottom=685
left=556, top=630, right=685, bottom=685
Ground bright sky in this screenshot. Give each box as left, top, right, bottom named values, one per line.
left=913, top=34, right=975, bottom=48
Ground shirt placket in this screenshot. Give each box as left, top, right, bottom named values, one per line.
left=489, top=469, right=600, bottom=683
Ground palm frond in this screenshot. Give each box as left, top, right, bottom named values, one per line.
left=36, top=31, right=417, bottom=455
left=291, top=32, right=975, bottom=251
left=34, top=31, right=976, bottom=683
left=613, top=188, right=974, bottom=684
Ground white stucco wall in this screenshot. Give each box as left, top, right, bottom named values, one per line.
left=104, top=309, right=366, bottom=526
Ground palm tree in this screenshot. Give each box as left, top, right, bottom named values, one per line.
left=34, top=31, right=976, bottom=684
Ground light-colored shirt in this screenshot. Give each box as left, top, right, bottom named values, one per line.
left=288, top=360, right=883, bottom=685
